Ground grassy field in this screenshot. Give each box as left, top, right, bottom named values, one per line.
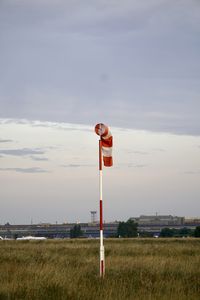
left=0, top=238, right=199, bottom=300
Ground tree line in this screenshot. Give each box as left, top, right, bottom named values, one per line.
left=69, top=221, right=200, bottom=238
left=159, top=226, right=200, bottom=238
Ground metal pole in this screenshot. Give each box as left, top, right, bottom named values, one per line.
left=99, top=139, right=105, bottom=277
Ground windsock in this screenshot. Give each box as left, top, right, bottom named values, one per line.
left=95, top=123, right=113, bottom=167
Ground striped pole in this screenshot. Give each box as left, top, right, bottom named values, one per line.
left=99, top=139, right=105, bottom=277
left=95, top=123, right=112, bottom=277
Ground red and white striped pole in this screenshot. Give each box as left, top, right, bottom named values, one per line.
left=99, top=138, right=105, bottom=277
left=95, top=123, right=113, bottom=277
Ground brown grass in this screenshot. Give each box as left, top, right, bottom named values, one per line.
left=0, top=238, right=199, bottom=299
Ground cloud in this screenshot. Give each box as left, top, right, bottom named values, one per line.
left=184, top=171, right=200, bottom=175
left=30, top=156, right=49, bottom=161
left=152, top=148, right=166, bottom=152
left=0, top=119, right=91, bottom=132
left=31, top=121, right=91, bottom=132
left=0, top=139, right=13, bottom=143
left=127, top=164, right=148, bottom=168
left=0, top=1, right=200, bottom=135
left=0, top=167, right=49, bottom=173
left=128, top=151, right=149, bottom=155
left=62, top=164, right=81, bottom=168
left=0, top=148, right=45, bottom=157
left=61, top=163, right=95, bottom=168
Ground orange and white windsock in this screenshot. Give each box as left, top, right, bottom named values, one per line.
left=95, top=123, right=113, bottom=167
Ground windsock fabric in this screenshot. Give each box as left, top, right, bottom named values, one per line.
left=95, top=123, right=113, bottom=167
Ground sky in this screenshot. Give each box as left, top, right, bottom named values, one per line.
left=0, top=0, right=200, bottom=224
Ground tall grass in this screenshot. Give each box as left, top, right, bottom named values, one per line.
left=0, top=239, right=199, bottom=299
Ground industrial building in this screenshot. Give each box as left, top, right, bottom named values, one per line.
left=0, top=222, right=118, bottom=239
left=131, top=214, right=184, bottom=226
left=130, top=215, right=186, bottom=235
left=0, top=215, right=199, bottom=239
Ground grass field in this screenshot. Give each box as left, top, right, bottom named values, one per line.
left=0, top=238, right=199, bottom=300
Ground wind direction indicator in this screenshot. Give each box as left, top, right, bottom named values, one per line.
left=95, top=123, right=113, bottom=277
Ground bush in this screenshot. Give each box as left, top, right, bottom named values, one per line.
left=117, top=219, right=138, bottom=237
left=70, top=224, right=83, bottom=238
left=160, top=228, right=176, bottom=237
left=194, top=226, right=200, bottom=237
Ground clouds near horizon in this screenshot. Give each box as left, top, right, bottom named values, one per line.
left=0, top=148, right=45, bottom=156
left=0, top=167, right=49, bottom=173
left=0, top=119, right=199, bottom=224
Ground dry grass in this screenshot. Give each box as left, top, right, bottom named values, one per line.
left=0, top=238, right=199, bottom=299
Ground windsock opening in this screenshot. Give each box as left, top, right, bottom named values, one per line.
left=95, top=123, right=108, bottom=137
left=95, top=123, right=113, bottom=167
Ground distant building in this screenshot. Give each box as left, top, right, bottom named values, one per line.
left=184, top=218, right=200, bottom=225
left=0, top=222, right=119, bottom=239
left=131, top=215, right=185, bottom=226
left=0, top=215, right=199, bottom=239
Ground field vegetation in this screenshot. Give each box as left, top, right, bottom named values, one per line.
left=0, top=238, right=199, bottom=299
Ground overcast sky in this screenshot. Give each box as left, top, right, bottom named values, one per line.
left=1, top=119, right=200, bottom=224
left=0, top=1, right=200, bottom=223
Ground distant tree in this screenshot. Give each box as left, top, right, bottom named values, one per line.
left=194, top=226, right=200, bottom=237
left=70, top=225, right=83, bottom=238
left=138, top=231, right=154, bottom=238
left=160, top=227, right=194, bottom=238
left=160, top=228, right=175, bottom=237
left=178, top=227, right=193, bottom=237
left=117, top=219, right=138, bottom=238
left=13, top=233, right=18, bottom=240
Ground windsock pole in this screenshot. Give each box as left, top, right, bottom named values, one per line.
left=99, top=139, right=105, bottom=277
left=95, top=122, right=112, bottom=277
